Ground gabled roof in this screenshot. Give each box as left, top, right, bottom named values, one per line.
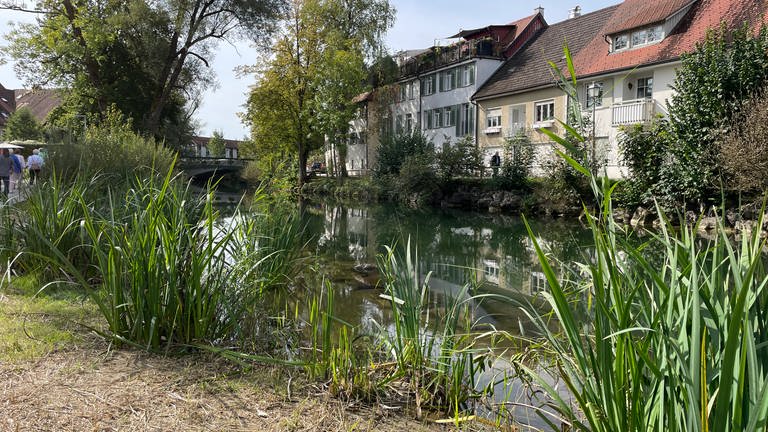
left=473, top=5, right=619, bottom=100
left=575, top=0, right=768, bottom=78
left=449, top=25, right=516, bottom=40
left=602, top=0, right=696, bottom=35
left=14, top=89, right=62, bottom=124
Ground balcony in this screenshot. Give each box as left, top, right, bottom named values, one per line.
left=399, top=38, right=503, bottom=77
left=611, top=99, right=655, bottom=126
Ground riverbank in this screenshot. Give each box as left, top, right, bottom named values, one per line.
left=0, top=286, right=488, bottom=431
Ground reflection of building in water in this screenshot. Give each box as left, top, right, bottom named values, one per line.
left=318, top=205, right=377, bottom=263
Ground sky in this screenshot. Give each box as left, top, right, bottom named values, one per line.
left=0, top=0, right=618, bottom=140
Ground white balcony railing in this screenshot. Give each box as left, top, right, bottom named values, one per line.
left=611, top=98, right=655, bottom=126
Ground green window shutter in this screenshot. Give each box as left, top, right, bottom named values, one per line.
left=420, top=79, right=425, bottom=95
left=468, top=104, right=475, bottom=135
left=469, top=64, right=476, bottom=86
left=438, top=73, right=444, bottom=92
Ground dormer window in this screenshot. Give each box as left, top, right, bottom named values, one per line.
left=612, top=25, right=664, bottom=52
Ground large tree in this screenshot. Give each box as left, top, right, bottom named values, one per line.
left=243, top=0, right=394, bottom=188
left=2, top=107, right=42, bottom=140
left=3, top=0, right=284, bottom=147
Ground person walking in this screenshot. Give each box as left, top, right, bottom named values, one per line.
left=490, top=151, right=501, bottom=177
left=9, top=150, right=24, bottom=193
left=0, top=150, right=13, bottom=195
left=27, top=149, right=44, bottom=185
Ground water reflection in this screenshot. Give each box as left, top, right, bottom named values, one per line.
left=301, top=201, right=593, bottom=335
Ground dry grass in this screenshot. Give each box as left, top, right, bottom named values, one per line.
left=0, top=286, right=477, bottom=432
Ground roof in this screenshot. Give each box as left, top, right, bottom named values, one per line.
left=473, top=5, right=619, bottom=100
left=575, top=0, right=768, bottom=77
left=602, top=0, right=695, bottom=34
left=351, top=91, right=373, bottom=104
left=13, top=89, right=62, bottom=123
left=449, top=25, right=516, bottom=40
left=192, top=136, right=241, bottom=150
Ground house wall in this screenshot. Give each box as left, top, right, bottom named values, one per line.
left=476, top=87, right=569, bottom=173
left=582, top=62, right=678, bottom=178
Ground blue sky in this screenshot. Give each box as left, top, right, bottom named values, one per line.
left=0, top=1, right=617, bottom=139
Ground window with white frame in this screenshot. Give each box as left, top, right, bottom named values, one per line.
left=444, top=106, right=456, bottom=127
left=534, top=100, right=555, bottom=123
left=457, top=103, right=474, bottom=136
left=613, top=25, right=663, bottom=52
left=422, top=74, right=436, bottom=95
left=399, top=84, right=407, bottom=102
left=636, top=77, right=653, bottom=99
left=613, top=34, right=629, bottom=51
left=440, top=69, right=456, bottom=92
left=424, top=111, right=433, bottom=129
left=486, top=108, right=502, bottom=128
left=586, top=82, right=604, bottom=108
left=407, top=81, right=416, bottom=100
left=395, top=115, right=403, bottom=134
left=433, top=109, right=443, bottom=128
left=459, top=64, right=476, bottom=87
left=405, top=113, right=413, bottom=132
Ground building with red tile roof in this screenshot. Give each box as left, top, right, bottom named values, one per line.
left=473, top=0, right=768, bottom=178
left=0, top=85, right=62, bottom=135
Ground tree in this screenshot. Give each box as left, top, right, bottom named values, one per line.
left=207, top=130, right=225, bottom=157
left=244, top=0, right=394, bottom=189
left=4, top=0, right=284, bottom=147
left=666, top=25, right=768, bottom=203
left=2, top=107, right=42, bottom=141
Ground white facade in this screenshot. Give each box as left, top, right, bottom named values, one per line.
left=579, top=62, right=678, bottom=178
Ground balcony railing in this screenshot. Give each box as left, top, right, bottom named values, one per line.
left=611, top=98, right=655, bottom=126
left=399, top=38, right=503, bottom=77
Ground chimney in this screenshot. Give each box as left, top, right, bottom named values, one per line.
left=569, top=6, right=582, bottom=19
left=534, top=6, right=544, bottom=17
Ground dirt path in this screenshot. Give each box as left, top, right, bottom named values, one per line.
left=0, top=345, right=453, bottom=431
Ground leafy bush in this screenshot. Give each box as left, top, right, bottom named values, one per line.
left=375, top=130, right=433, bottom=177
left=665, top=25, right=768, bottom=203
left=719, top=88, right=768, bottom=192
left=2, top=107, right=42, bottom=140
left=618, top=118, right=674, bottom=206
left=493, top=130, right=535, bottom=189
left=396, top=154, right=439, bottom=205
left=48, top=107, right=175, bottom=181
left=434, top=135, right=483, bottom=181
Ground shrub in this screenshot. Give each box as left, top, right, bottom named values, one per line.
left=719, top=88, right=768, bottom=192
left=435, top=135, right=483, bottom=181
left=493, top=130, right=535, bottom=189
left=396, top=154, right=439, bottom=205
left=375, top=130, right=433, bottom=177
left=47, top=107, right=175, bottom=182
left=618, top=118, right=674, bottom=206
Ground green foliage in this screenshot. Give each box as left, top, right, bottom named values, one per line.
left=435, top=135, right=483, bottom=181
left=207, top=130, right=226, bottom=157
left=494, top=131, right=535, bottom=189
left=396, top=153, right=439, bottom=204
left=618, top=118, right=675, bottom=206
left=2, top=107, right=42, bottom=141
left=6, top=0, right=282, bottom=145
left=664, top=25, right=768, bottom=203
left=47, top=107, right=175, bottom=181
left=375, top=130, right=433, bottom=176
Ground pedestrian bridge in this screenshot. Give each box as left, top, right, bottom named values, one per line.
left=177, top=157, right=251, bottom=177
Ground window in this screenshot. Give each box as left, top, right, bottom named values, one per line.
left=456, top=103, right=475, bottom=136
left=406, top=81, right=416, bottom=100
left=424, top=111, right=433, bottom=129
left=486, top=108, right=502, bottom=128
left=534, top=100, right=555, bottom=123
left=509, top=104, right=526, bottom=135
left=440, top=69, right=456, bottom=92
left=637, top=77, right=653, bottom=99
left=405, top=113, right=413, bottom=132
left=632, top=25, right=663, bottom=47
left=444, top=106, right=456, bottom=127
left=586, top=82, right=604, bottom=108
left=613, top=34, right=629, bottom=51
left=399, top=84, right=407, bottom=102
left=458, top=64, right=476, bottom=87
left=433, top=109, right=443, bottom=128
left=422, top=74, right=436, bottom=96
left=395, top=115, right=404, bottom=134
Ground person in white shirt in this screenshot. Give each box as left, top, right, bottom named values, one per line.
left=27, top=149, right=44, bottom=185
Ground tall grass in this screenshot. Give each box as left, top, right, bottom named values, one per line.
left=511, top=46, right=768, bottom=431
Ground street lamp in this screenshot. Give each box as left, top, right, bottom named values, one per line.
left=586, top=82, right=599, bottom=175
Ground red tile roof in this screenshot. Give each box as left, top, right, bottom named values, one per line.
left=13, top=89, right=62, bottom=123
left=473, top=5, right=619, bottom=100
left=603, top=0, right=695, bottom=34
left=575, top=0, right=768, bottom=78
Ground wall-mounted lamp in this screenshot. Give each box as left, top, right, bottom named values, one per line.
left=627, top=82, right=634, bottom=90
